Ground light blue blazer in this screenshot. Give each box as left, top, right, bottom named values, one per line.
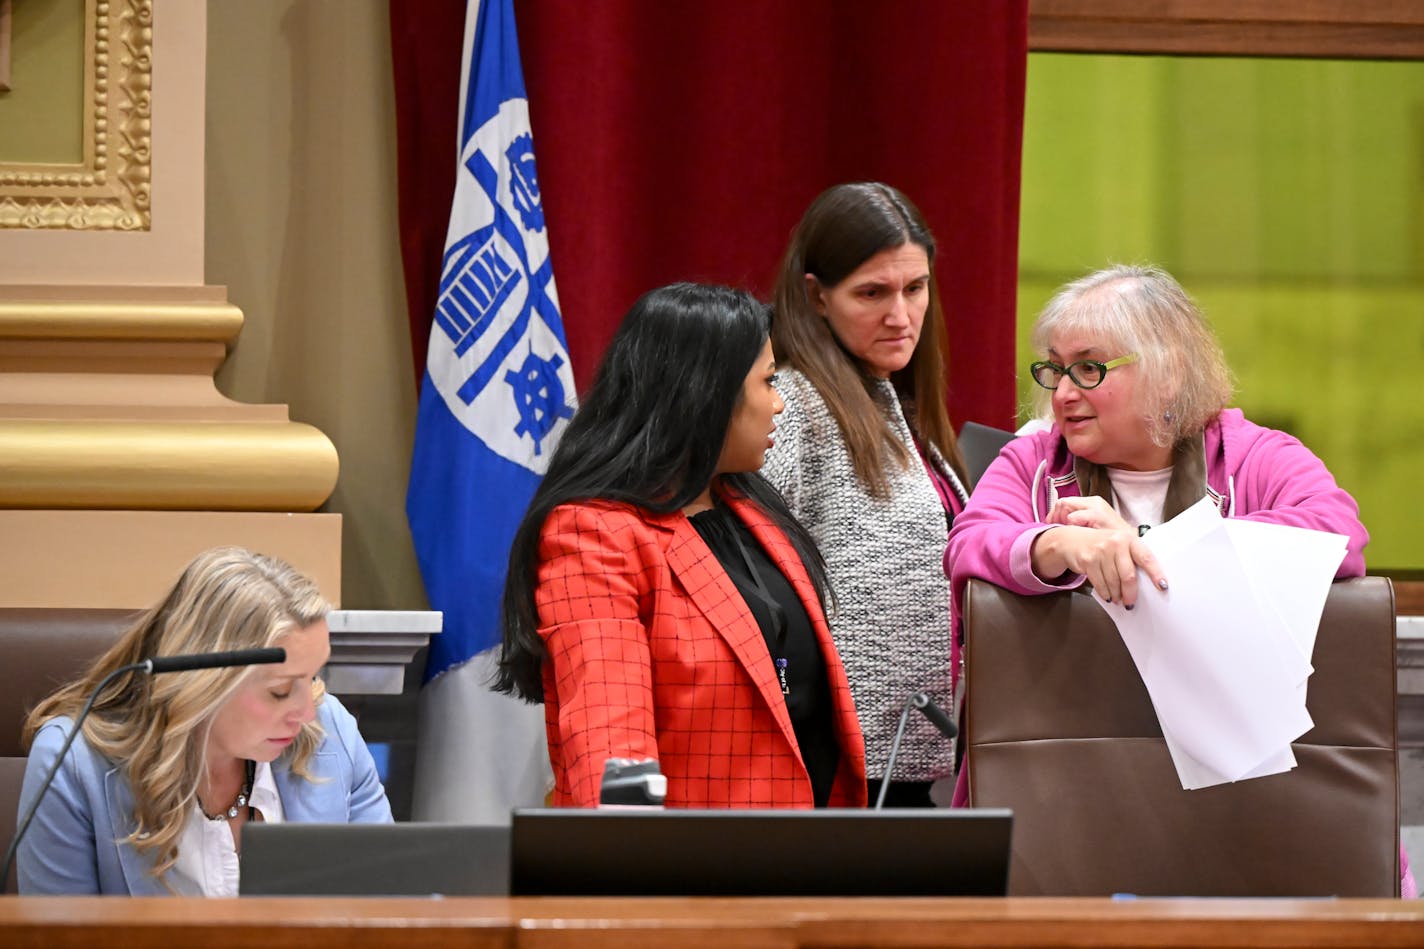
left=16, top=694, right=392, bottom=895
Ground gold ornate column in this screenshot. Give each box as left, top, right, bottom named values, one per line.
left=0, top=0, right=341, bottom=607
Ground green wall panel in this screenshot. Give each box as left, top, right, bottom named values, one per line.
left=1018, top=53, right=1424, bottom=570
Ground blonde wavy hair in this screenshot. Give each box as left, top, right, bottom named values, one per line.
left=23, top=547, right=331, bottom=881
left=1030, top=264, right=1234, bottom=447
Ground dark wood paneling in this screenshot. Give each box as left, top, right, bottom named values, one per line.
left=1030, top=0, right=1424, bottom=59
left=1397, top=581, right=1424, bottom=616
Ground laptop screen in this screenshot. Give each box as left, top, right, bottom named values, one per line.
left=510, top=808, right=1013, bottom=897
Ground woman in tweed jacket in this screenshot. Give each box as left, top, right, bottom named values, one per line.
left=762, top=183, right=970, bottom=807
left=497, top=283, right=867, bottom=809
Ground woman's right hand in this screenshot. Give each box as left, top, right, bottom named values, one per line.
left=1045, top=495, right=1131, bottom=532
left=1030, top=524, right=1167, bottom=608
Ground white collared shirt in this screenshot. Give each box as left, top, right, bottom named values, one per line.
left=170, top=761, right=286, bottom=896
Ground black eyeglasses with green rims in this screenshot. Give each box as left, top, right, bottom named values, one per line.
left=1028, top=353, right=1138, bottom=390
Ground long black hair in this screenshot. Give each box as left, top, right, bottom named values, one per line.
left=496, top=282, right=832, bottom=702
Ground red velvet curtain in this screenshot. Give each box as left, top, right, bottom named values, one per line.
left=391, top=1, right=1027, bottom=429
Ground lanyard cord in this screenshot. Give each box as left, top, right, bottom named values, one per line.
left=727, top=526, right=788, bottom=660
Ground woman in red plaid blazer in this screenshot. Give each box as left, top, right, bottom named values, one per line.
left=497, top=284, right=867, bottom=808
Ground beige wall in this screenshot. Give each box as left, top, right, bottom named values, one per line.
left=205, top=0, right=425, bottom=612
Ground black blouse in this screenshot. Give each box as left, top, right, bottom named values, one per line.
left=690, top=505, right=840, bottom=806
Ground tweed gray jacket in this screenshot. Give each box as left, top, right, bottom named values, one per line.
left=761, top=368, right=968, bottom=783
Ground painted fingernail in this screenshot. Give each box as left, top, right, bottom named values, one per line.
left=1157, top=579, right=1169, bottom=590
left=1125, top=603, right=1134, bottom=611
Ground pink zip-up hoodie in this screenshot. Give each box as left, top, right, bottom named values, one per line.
left=942, top=409, right=1417, bottom=897
left=948, top=408, right=1367, bottom=601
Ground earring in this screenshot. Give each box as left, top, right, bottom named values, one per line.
left=1163, top=410, right=1174, bottom=423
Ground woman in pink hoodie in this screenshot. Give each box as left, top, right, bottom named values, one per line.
left=949, top=263, right=1367, bottom=607
left=946, top=263, right=1413, bottom=896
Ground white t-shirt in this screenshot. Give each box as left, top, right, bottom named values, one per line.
left=170, top=760, right=285, bottom=896
left=1108, top=465, right=1173, bottom=531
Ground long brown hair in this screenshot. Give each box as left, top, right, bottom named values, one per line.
left=24, top=547, right=330, bottom=882
left=772, top=182, right=965, bottom=496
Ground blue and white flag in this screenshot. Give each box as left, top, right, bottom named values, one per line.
left=407, top=0, right=573, bottom=823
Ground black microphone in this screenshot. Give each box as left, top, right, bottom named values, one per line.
left=3, top=647, right=287, bottom=890
left=145, top=647, right=286, bottom=674
left=874, top=691, right=958, bottom=810
left=911, top=691, right=958, bottom=740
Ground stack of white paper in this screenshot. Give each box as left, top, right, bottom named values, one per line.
left=1095, top=497, right=1348, bottom=790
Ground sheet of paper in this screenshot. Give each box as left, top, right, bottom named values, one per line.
left=1142, top=678, right=1297, bottom=790
left=1102, top=497, right=1222, bottom=673
left=1161, top=717, right=1298, bottom=789
left=1097, top=498, right=1315, bottom=784
left=1224, top=518, right=1346, bottom=670
left=1134, top=648, right=1296, bottom=791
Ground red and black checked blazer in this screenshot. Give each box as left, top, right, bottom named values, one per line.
left=535, top=492, right=868, bottom=808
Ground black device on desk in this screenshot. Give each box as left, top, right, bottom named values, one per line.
left=238, top=822, right=510, bottom=896
left=599, top=757, right=667, bottom=806
left=509, top=808, right=1013, bottom=896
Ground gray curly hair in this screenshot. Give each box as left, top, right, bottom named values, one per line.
left=1030, top=264, right=1233, bottom=447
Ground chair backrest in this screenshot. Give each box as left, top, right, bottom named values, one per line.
left=0, top=608, right=135, bottom=889
left=0, top=757, right=27, bottom=893
left=962, top=576, right=1399, bottom=897
left=0, top=607, right=135, bottom=889
left=957, top=421, right=1016, bottom=489
left=0, top=609, right=137, bottom=758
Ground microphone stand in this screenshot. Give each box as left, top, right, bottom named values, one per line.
left=874, top=691, right=959, bottom=810
left=2, top=661, right=146, bottom=890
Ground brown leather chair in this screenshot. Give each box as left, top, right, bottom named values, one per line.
left=0, top=609, right=136, bottom=892
left=962, top=576, right=1399, bottom=897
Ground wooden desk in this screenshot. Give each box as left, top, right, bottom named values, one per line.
left=0, top=897, right=1421, bottom=949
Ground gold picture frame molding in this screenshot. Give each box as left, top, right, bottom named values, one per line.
left=0, top=0, right=152, bottom=231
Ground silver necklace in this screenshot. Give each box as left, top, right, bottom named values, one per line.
left=200, top=759, right=255, bottom=822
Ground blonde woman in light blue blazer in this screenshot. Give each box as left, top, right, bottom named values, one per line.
left=16, top=548, right=391, bottom=895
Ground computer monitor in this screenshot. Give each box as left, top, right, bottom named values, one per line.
left=509, top=808, right=1013, bottom=897
left=238, top=822, right=510, bottom=896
